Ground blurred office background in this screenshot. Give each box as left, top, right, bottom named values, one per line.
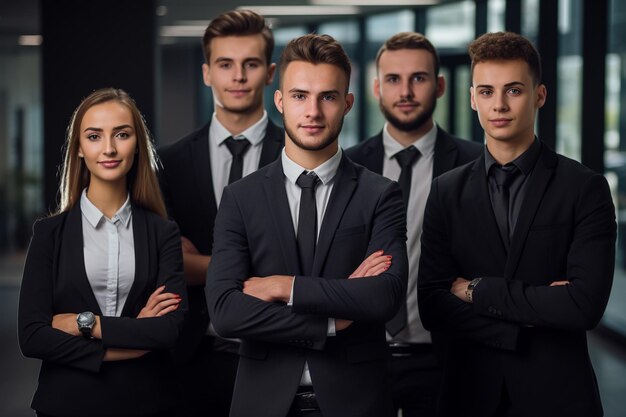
left=1, top=0, right=626, bottom=415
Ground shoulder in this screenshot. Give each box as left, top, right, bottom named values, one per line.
left=437, top=129, right=482, bottom=157
left=134, top=206, right=180, bottom=236
left=344, top=134, right=381, bottom=159
left=31, top=211, right=68, bottom=236
left=158, top=123, right=209, bottom=160
left=351, top=157, right=395, bottom=190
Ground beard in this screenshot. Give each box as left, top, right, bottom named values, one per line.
left=282, top=113, right=344, bottom=152
left=379, top=95, right=437, bottom=133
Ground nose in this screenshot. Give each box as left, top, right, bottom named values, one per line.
left=103, top=136, right=117, bottom=156
left=493, top=91, right=509, bottom=112
left=400, top=79, right=414, bottom=100
left=306, top=99, right=322, bottom=120
left=234, top=65, right=247, bottom=83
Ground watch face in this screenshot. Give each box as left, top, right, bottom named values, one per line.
left=77, top=312, right=95, bottom=327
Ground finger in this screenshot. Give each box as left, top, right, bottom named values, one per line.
left=363, top=262, right=390, bottom=277
left=145, top=286, right=166, bottom=309
left=350, top=251, right=384, bottom=278
left=154, top=298, right=181, bottom=311
left=156, top=303, right=180, bottom=317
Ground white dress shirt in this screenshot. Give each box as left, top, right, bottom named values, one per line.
left=382, top=123, right=436, bottom=344
left=80, top=189, right=135, bottom=317
left=281, top=147, right=343, bottom=385
left=209, top=111, right=268, bottom=204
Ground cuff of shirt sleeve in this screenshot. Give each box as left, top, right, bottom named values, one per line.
left=327, top=318, right=336, bottom=336
left=288, top=275, right=295, bottom=306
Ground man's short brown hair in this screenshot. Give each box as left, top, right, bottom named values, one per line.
left=278, top=34, right=352, bottom=92
left=375, top=32, right=440, bottom=76
left=202, top=9, right=274, bottom=65
left=469, top=31, right=542, bottom=85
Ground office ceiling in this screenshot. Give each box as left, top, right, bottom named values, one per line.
left=0, top=0, right=441, bottom=50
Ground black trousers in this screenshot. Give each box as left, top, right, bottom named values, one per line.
left=174, top=336, right=239, bottom=417
left=387, top=347, right=442, bottom=417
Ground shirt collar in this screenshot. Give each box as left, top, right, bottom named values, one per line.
left=484, top=137, right=542, bottom=176
left=80, top=188, right=133, bottom=228
left=281, top=147, right=343, bottom=186
left=382, top=122, right=438, bottom=160
left=210, top=111, right=268, bottom=147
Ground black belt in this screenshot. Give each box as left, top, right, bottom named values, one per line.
left=388, top=342, right=432, bottom=357
left=292, top=386, right=319, bottom=412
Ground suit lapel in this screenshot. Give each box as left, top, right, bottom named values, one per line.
left=359, top=133, right=385, bottom=174
left=433, top=129, right=459, bottom=177
left=312, top=156, right=358, bottom=276
left=504, top=145, right=557, bottom=278
left=190, top=123, right=218, bottom=215
left=122, top=205, right=149, bottom=316
left=469, top=156, right=508, bottom=267
left=263, top=160, right=301, bottom=274
left=259, top=120, right=284, bottom=167
left=64, top=205, right=103, bottom=315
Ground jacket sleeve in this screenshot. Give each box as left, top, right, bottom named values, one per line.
left=206, top=187, right=328, bottom=349
left=418, top=178, right=521, bottom=351
left=99, top=219, right=187, bottom=350
left=472, top=173, right=616, bottom=330
left=291, top=181, right=408, bottom=322
left=18, top=219, right=106, bottom=372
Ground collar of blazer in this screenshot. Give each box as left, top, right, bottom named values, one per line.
left=263, top=155, right=358, bottom=276
left=62, top=202, right=151, bottom=317
left=468, top=141, right=557, bottom=276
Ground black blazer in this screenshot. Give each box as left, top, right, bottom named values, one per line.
left=344, top=127, right=482, bottom=179
left=18, top=204, right=187, bottom=417
left=418, top=143, right=616, bottom=417
left=157, top=119, right=284, bottom=361
left=206, top=156, right=408, bottom=417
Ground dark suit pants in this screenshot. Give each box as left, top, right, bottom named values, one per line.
left=175, top=336, right=239, bottom=417
left=387, top=344, right=441, bottom=417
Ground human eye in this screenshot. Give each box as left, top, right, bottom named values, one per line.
left=412, top=74, right=426, bottom=83
left=86, top=133, right=100, bottom=141
left=245, top=61, right=260, bottom=69
left=508, top=87, right=522, bottom=95
left=115, top=131, right=130, bottom=139
left=292, top=93, right=306, bottom=100
left=218, top=62, right=232, bottom=69
left=321, top=94, right=336, bottom=101
left=386, top=75, right=399, bottom=84
left=478, top=89, right=493, bottom=97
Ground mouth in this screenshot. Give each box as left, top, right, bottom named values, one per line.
left=395, top=102, right=418, bottom=112
left=489, top=118, right=512, bottom=127
left=227, top=89, right=251, bottom=97
left=300, top=124, right=325, bottom=134
left=98, top=160, right=122, bottom=169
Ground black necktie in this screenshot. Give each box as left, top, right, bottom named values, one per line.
left=394, top=146, right=421, bottom=212
left=387, top=146, right=420, bottom=337
left=491, top=165, right=518, bottom=250
left=224, top=137, right=251, bottom=184
left=296, top=171, right=320, bottom=276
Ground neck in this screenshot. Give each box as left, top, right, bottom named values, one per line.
left=284, top=138, right=338, bottom=170
left=86, top=179, right=128, bottom=218
left=486, top=134, right=535, bottom=165
left=215, top=106, right=264, bottom=136
left=387, top=119, right=434, bottom=148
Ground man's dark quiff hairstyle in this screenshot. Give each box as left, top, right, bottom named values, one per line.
left=376, top=32, right=440, bottom=76
left=202, top=9, right=274, bottom=65
left=278, top=33, right=352, bottom=93
left=468, top=31, right=542, bottom=85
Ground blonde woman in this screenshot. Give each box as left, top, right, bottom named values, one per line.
left=18, top=88, right=187, bottom=417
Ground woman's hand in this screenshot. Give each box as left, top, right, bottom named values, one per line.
left=349, top=250, right=392, bottom=278
left=137, top=285, right=181, bottom=318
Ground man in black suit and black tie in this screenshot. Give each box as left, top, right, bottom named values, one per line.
left=346, top=32, right=481, bottom=417
left=418, top=31, right=616, bottom=417
left=157, top=10, right=283, bottom=417
left=206, top=34, right=408, bottom=417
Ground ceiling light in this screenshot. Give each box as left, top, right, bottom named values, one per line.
left=237, top=5, right=359, bottom=16
left=19, top=35, right=42, bottom=46
left=160, top=26, right=206, bottom=37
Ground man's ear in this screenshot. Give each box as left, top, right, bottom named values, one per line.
left=202, top=63, right=211, bottom=87
left=266, top=63, right=277, bottom=85
left=373, top=77, right=381, bottom=101
left=274, top=89, right=284, bottom=114
left=470, top=86, right=477, bottom=111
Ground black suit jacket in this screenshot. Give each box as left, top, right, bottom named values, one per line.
left=418, top=143, right=616, bottom=417
left=157, top=119, right=283, bottom=360
left=18, top=204, right=187, bottom=417
left=344, top=127, right=482, bottom=179
left=206, top=155, right=408, bottom=417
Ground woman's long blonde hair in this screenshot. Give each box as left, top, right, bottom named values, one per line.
left=57, top=88, right=166, bottom=218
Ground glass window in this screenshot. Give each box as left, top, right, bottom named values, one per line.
left=425, top=1, right=475, bottom=49
left=488, top=0, right=506, bottom=33
left=365, top=10, right=415, bottom=43
left=603, top=0, right=626, bottom=336
left=319, top=20, right=361, bottom=148
left=522, top=0, right=540, bottom=38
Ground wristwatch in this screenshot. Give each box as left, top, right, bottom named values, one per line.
left=465, top=277, right=483, bottom=303
left=77, top=311, right=96, bottom=338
